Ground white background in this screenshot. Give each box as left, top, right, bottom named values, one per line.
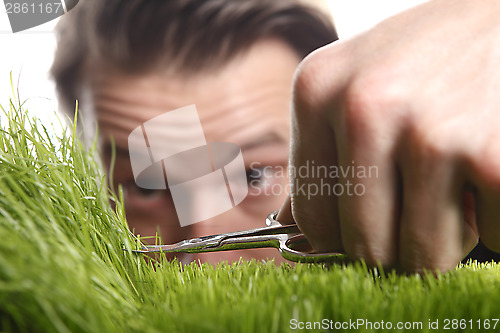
left=0, top=0, right=427, bottom=130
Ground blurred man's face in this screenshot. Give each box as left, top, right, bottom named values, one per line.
left=86, top=39, right=300, bottom=264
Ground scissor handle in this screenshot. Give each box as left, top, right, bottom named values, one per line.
left=267, top=210, right=348, bottom=263
left=279, top=234, right=346, bottom=263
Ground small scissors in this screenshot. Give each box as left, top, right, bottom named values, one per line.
left=129, top=211, right=346, bottom=263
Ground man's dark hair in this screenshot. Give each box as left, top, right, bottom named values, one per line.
left=51, top=0, right=338, bottom=115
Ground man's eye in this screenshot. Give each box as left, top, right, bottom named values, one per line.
left=246, top=167, right=265, bottom=185
left=121, top=181, right=166, bottom=200
left=245, top=166, right=279, bottom=189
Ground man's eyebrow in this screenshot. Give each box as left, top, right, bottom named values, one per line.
left=103, top=132, right=286, bottom=156
left=239, top=132, right=287, bottom=151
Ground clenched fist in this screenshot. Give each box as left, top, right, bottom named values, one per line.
left=280, top=0, right=500, bottom=273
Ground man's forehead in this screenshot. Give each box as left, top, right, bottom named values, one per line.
left=92, top=39, right=298, bottom=154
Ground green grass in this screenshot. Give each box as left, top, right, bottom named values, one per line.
left=0, top=94, right=499, bottom=333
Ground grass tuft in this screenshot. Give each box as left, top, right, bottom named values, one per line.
left=0, top=94, right=499, bottom=333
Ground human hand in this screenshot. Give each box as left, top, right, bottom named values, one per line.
left=279, top=0, right=500, bottom=273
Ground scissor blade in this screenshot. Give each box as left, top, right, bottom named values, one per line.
left=132, top=224, right=301, bottom=254
left=133, top=234, right=226, bottom=253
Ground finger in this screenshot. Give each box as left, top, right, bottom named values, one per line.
left=277, top=196, right=295, bottom=225
left=289, top=101, right=342, bottom=252
left=399, top=152, right=464, bottom=273
left=334, top=131, right=400, bottom=267
left=323, top=62, right=409, bottom=267
left=464, top=148, right=500, bottom=256
left=289, top=43, right=353, bottom=253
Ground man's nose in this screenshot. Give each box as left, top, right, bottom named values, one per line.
left=183, top=190, right=239, bottom=236
left=192, top=205, right=240, bottom=237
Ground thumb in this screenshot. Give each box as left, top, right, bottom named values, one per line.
left=277, top=196, right=295, bottom=225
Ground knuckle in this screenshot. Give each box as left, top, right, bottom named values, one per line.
left=403, top=121, right=454, bottom=164
left=345, top=74, right=392, bottom=119
left=293, top=43, right=346, bottom=115
left=342, top=69, right=406, bottom=142
left=345, top=67, right=406, bottom=117
left=467, top=140, right=500, bottom=188
left=293, top=48, right=329, bottom=111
